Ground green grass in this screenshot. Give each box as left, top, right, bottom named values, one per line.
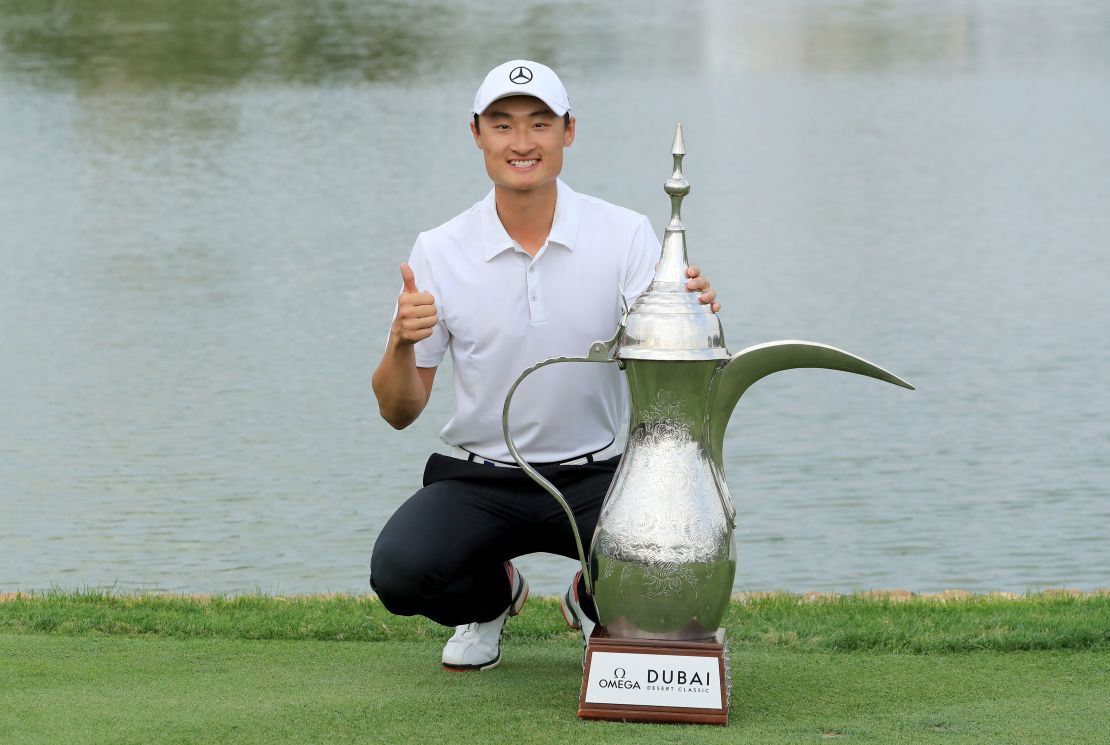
left=2, top=593, right=1109, bottom=743
left=3, top=591, right=1108, bottom=652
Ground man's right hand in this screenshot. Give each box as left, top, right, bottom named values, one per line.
left=392, top=263, right=438, bottom=345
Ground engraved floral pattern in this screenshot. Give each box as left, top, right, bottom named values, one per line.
left=590, top=380, right=736, bottom=635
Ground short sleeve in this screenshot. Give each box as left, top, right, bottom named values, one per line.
left=621, top=215, right=660, bottom=307
left=389, top=233, right=449, bottom=368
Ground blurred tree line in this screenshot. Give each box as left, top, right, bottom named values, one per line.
left=0, top=0, right=449, bottom=90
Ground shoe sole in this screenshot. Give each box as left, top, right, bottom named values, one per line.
left=508, top=565, right=529, bottom=617
left=560, top=582, right=593, bottom=670
left=559, top=587, right=582, bottom=630
left=442, top=653, right=501, bottom=672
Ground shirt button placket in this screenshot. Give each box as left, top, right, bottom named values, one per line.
left=527, top=260, right=544, bottom=324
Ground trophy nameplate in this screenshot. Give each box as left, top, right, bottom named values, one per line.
left=578, top=628, right=729, bottom=726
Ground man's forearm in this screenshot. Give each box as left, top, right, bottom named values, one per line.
left=372, top=342, right=432, bottom=429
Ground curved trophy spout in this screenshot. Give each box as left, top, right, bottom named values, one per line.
left=708, top=340, right=914, bottom=467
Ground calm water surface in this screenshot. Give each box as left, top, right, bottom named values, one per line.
left=2, top=1, right=1109, bottom=596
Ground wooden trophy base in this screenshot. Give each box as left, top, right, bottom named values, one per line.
left=578, top=627, right=729, bottom=726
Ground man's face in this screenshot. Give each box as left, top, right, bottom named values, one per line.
left=471, top=95, right=575, bottom=194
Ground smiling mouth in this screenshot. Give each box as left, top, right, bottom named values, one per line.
left=509, top=159, right=538, bottom=168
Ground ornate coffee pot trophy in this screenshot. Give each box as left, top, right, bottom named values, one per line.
left=503, top=125, right=913, bottom=725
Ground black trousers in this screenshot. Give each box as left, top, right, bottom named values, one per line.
left=370, top=453, right=617, bottom=627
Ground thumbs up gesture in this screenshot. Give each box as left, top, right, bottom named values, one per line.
left=393, top=263, right=438, bottom=345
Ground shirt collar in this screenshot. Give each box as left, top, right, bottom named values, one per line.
left=481, top=178, right=580, bottom=261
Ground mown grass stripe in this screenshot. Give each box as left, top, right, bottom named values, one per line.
left=1, top=592, right=1107, bottom=652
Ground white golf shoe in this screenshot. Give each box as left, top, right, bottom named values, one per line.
left=441, top=563, right=529, bottom=671
left=559, top=570, right=596, bottom=665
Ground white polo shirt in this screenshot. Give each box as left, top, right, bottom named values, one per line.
left=403, top=179, right=659, bottom=463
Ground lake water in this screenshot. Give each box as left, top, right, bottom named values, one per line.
left=2, top=0, right=1109, bottom=597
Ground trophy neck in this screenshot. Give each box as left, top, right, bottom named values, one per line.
left=623, top=358, right=722, bottom=439
left=652, top=227, right=689, bottom=289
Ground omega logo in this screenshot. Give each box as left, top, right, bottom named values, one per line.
left=509, top=65, right=533, bottom=84
left=597, top=665, right=638, bottom=689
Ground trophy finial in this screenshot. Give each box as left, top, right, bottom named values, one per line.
left=670, top=121, right=686, bottom=156
left=664, top=123, right=690, bottom=229
left=651, top=123, right=694, bottom=286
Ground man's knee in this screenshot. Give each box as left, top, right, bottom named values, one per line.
left=370, top=538, right=417, bottom=610
left=369, top=478, right=495, bottom=615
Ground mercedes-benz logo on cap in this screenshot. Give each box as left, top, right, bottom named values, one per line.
left=509, top=65, right=533, bottom=84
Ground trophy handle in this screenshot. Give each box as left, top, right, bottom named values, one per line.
left=501, top=334, right=623, bottom=597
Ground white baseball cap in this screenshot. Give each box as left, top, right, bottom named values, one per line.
left=472, top=59, right=571, bottom=117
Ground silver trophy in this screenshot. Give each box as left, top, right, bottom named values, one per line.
left=503, top=125, right=912, bottom=722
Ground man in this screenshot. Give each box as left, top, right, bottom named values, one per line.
left=370, top=60, right=718, bottom=671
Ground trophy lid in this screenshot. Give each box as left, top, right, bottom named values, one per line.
left=617, top=124, right=729, bottom=361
